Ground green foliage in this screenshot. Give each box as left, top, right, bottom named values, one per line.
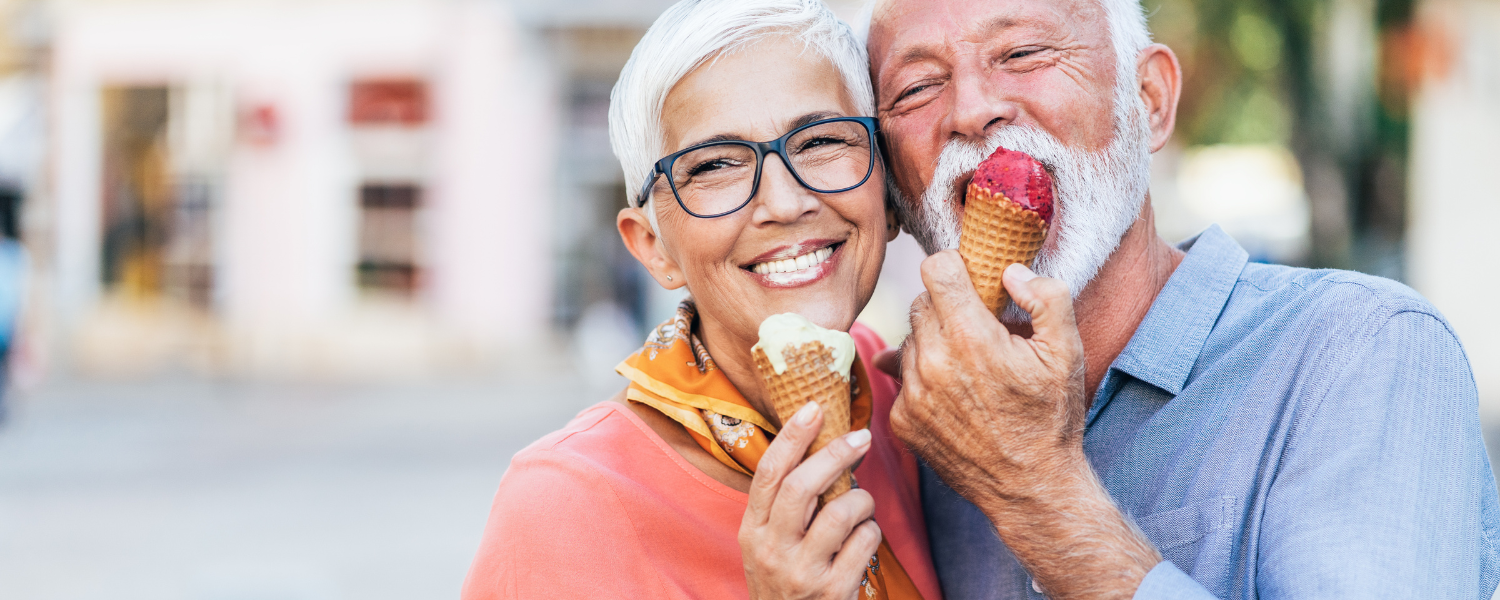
left=1148, top=0, right=1295, bottom=146
left=1232, top=10, right=1283, bottom=72
left=1146, top=0, right=1417, bottom=272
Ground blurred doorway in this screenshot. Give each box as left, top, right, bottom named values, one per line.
left=99, top=85, right=221, bottom=309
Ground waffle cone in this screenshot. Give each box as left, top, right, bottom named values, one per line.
left=959, top=183, right=1049, bottom=318
left=752, top=341, right=853, bottom=506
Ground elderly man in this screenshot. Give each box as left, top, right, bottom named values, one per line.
left=863, top=0, right=1500, bottom=598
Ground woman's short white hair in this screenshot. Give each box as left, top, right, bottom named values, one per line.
left=609, top=0, right=875, bottom=217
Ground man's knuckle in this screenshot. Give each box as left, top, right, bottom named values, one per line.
left=891, top=402, right=910, bottom=426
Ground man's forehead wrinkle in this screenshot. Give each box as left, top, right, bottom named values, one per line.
left=973, top=15, right=1021, bottom=41
left=875, top=2, right=1077, bottom=70
left=869, top=0, right=963, bottom=76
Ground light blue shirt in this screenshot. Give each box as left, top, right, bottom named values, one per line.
left=922, top=225, right=1500, bottom=599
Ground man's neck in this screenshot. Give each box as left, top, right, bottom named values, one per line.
left=1063, top=199, right=1184, bottom=403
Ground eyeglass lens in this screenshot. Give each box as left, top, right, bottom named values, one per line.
left=667, top=120, right=872, bottom=217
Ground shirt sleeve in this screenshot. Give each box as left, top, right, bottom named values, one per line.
left=1249, top=310, right=1497, bottom=599
left=461, top=448, right=667, bottom=600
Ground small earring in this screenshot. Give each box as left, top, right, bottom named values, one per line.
left=666, top=275, right=673, bottom=281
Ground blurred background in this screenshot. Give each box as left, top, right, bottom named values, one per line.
left=0, top=0, right=1494, bottom=598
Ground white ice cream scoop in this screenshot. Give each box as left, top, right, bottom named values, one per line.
left=750, top=313, right=855, bottom=379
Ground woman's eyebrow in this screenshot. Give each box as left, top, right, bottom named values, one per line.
left=679, top=111, right=843, bottom=149
left=784, top=110, right=842, bottom=132
left=681, top=133, right=740, bottom=149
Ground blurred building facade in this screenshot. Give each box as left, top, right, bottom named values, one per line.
left=43, top=0, right=557, bottom=379
left=0, top=0, right=1484, bottom=392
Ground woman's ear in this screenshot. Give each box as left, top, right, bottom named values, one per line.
left=618, top=206, right=687, bottom=290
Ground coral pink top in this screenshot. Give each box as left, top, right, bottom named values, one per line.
left=462, top=324, right=941, bottom=600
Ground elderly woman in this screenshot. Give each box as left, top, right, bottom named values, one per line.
left=462, top=1, right=939, bottom=599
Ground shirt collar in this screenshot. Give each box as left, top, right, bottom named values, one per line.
left=1086, top=225, right=1249, bottom=425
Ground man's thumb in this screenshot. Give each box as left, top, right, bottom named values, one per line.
left=1004, top=263, right=1078, bottom=345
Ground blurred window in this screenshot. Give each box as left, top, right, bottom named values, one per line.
left=356, top=182, right=421, bottom=295
left=349, top=80, right=428, bottom=126
left=100, top=85, right=227, bottom=309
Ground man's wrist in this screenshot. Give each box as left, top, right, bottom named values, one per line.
left=975, top=456, right=1162, bottom=600
left=969, top=448, right=1095, bottom=517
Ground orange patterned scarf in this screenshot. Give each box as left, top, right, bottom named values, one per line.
left=616, top=300, right=922, bottom=600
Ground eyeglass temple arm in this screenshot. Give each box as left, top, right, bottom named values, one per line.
left=635, top=168, right=659, bottom=208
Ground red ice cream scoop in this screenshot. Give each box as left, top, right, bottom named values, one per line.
left=970, top=147, right=1054, bottom=226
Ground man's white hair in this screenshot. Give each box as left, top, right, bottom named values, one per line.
left=853, top=0, right=1152, bottom=81
left=609, top=0, right=875, bottom=224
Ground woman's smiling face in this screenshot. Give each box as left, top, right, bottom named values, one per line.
left=629, top=36, right=890, bottom=358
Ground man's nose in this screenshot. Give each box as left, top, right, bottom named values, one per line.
left=946, top=67, right=1020, bottom=141
left=750, top=153, right=820, bottom=223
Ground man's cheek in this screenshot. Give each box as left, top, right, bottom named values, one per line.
left=887, top=143, right=933, bottom=200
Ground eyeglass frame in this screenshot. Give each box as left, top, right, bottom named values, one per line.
left=633, top=116, right=882, bottom=219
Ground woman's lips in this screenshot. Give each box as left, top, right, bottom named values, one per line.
left=744, top=241, right=843, bottom=288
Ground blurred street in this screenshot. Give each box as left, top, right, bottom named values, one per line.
left=0, top=368, right=599, bottom=600
left=5, top=369, right=1500, bottom=600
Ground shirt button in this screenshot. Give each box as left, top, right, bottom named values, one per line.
left=1032, top=578, right=1043, bottom=593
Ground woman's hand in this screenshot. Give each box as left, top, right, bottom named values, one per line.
left=739, top=402, right=881, bottom=600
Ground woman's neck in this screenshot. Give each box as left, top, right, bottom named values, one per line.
left=695, top=317, right=781, bottom=429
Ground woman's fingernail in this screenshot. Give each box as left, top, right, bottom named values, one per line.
left=794, top=402, right=819, bottom=426
left=845, top=429, right=871, bottom=448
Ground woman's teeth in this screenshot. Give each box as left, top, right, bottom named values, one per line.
left=752, top=246, right=833, bottom=275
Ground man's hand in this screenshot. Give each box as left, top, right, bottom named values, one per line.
left=740, top=402, right=882, bottom=600
left=894, top=253, right=1087, bottom=492
left=892, top=252, right=1161, bottom=599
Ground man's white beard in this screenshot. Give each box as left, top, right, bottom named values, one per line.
left=894, top=94, right=1154, bottom=323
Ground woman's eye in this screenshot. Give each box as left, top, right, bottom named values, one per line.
left=688, top=159, right=740, bottom=176
left=1008, top=48, right=1041, bottom=61
left=797, top=136, right=849, bottom=152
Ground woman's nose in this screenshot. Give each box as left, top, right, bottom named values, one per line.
left=750, top=153, right=820, bottom=224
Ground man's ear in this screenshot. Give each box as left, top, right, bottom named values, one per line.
left=618, top=207, right=686, bottom=290
left=1136, top=43, right=1182, bottom=153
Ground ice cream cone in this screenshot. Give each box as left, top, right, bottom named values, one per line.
left=753, top=341, right=854, bottom=507
left=959, top=183, right=1049, bottom=317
